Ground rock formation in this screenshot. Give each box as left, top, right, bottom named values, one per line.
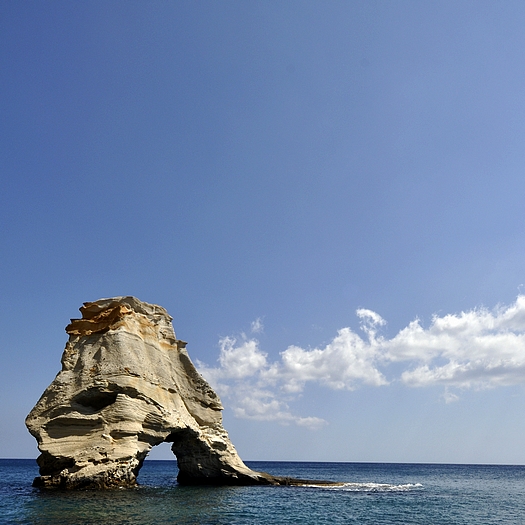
left=26, top=296, right=282, bottom=489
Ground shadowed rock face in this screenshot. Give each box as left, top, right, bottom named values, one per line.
left=26, top=297, right=276, bottom=489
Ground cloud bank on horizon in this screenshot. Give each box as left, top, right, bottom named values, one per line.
left=198, top=296, right=525, bottom=429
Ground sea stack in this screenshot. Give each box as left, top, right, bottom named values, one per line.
left=26, top=296, right=276, bottom=489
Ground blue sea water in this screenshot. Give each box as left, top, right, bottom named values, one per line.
left=2, top=459, right=525, bottom=524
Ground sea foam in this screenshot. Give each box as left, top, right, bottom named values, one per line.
left=312, top=481, right=423, bottom=492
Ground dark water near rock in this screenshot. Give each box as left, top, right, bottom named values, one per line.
left=2, top=459, right=525, bottom=524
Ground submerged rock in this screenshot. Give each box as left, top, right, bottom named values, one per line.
left=26, top=296, right=286, bottom=489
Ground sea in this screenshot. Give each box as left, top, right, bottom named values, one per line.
left=2, top=459, right=525, bottom=524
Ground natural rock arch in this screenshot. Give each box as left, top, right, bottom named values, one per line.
left=26, top=297, right=275, bottom=488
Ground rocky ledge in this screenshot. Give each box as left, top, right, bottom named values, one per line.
left=26, top=296, right=340, bottom=489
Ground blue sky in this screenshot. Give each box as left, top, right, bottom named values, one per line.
left=3, top=1, right=525, bottom=464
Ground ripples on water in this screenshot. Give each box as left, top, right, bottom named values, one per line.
left=2, top=459, right=525, bottom=524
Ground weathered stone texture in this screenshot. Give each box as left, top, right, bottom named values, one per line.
left=26, top=297, right=272, bottom=489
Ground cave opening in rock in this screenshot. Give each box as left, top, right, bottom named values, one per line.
left=137, top=441, right=179, bottom=485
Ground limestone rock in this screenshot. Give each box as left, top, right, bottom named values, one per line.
left=26, top=296, right=275, bottom=489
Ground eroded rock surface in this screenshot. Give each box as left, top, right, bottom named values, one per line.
left=26, top=297, right=280, bottom=489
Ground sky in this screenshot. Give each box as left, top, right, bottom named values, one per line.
left=2, top=0, right=525, bottom=464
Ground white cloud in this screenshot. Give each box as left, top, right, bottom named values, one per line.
left=270, top=327, right=387, bottom=393
left=230, top=385, right=327, bottom=429
left=197, top=296, right=525, bottom=426
left=251, top=317, right=264, bottom=334
left=198, top=343, right=328, bottom=430
left=386, top=297, right=525, bottom=388
left=217, top=336, right=267, bottom=379
left=442, top=389, right=459, bottom=404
